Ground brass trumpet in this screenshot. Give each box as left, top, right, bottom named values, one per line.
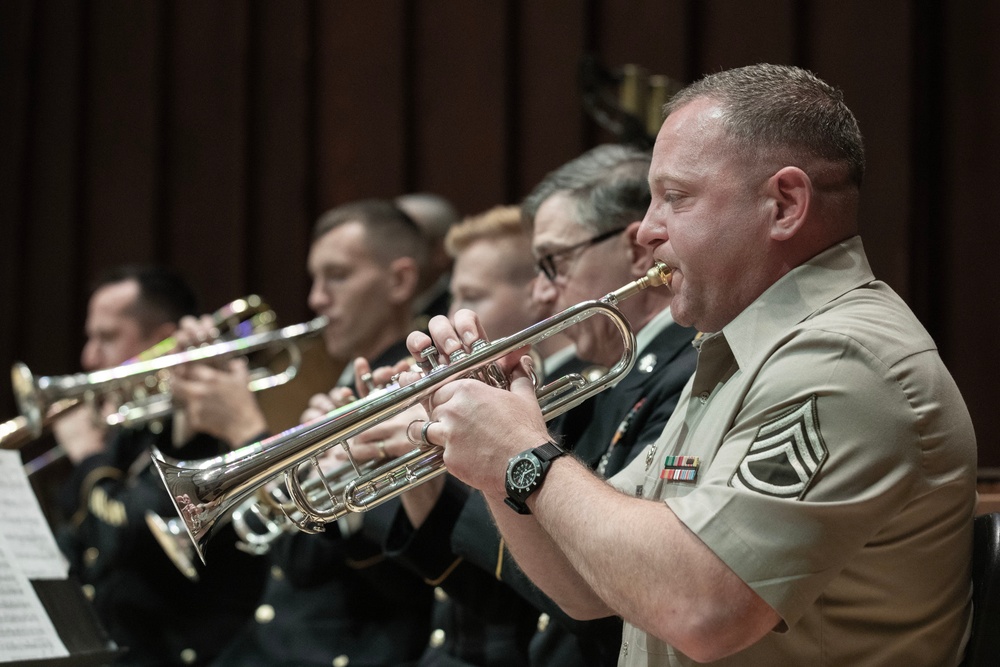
left=4, top=297, right=327, bottom=475
left=3, top=295, right=276, bottom=453
left=153, top=263, right=670, bottom=563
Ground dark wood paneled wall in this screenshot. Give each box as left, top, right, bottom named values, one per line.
left=3, top=1, right=998, bottom=467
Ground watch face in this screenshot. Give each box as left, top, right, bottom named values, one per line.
left=508, top=457, right=539, bottom=490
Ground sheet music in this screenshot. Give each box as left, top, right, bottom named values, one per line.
left=0, top=531, right=70, bottom=661
left=0, top=450, right=68, bottom=579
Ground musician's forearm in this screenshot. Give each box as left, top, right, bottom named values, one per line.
left=483, top=487, right=614, bottom=620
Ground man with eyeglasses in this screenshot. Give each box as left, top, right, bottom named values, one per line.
left=432, top=144, right=699, bottom=665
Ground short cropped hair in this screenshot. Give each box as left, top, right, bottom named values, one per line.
left=521, top=144, right=652, bottom=235
left=313, top=198, right=428, bottom=268
left=665, top=63, right=865, bottom=188
left=91, top=265, right=199, bottom=335
left=444, top=205, right=523, bottom=257
left=445, top=205, right=535, bottom=286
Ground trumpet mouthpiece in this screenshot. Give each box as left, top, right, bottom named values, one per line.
left=605, top=261, right=672, bottom=305
left=644, top=262, right=672, bottom=289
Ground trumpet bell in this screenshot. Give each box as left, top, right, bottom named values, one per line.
left=12, top=362, right=48, bottom=438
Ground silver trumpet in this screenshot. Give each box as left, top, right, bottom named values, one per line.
left=151, top=382, right=400, bottom=573
left=148, top=458, right=378, bottom=580
left=153, top=263, right=671, bottom=563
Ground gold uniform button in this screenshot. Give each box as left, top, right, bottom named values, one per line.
left=429, top=628, right=446, bottom=648
left=81, top=584, right=96, bottom=601
left=270, top=565, right=284, bottom=580
left=537, top=613, right=550, bottom=632
left=83, top=547, right=100, bottom=566
left=255, top=604, right=276, bottom=624
left=180, top=648, right=197, bottom=664
left=332, top=655, right=349, bottom=667
left=433, top=586, right=448, bottom=602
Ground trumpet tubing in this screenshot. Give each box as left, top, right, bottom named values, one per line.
left=154, top=263, right=670, bottom=564
left=230, top=457, right=378, bottom=554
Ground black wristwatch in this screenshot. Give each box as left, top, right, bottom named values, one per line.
left=504, top=441, right=566, bottom=515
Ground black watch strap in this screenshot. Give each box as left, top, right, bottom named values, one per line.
left=533, top=441, right=565, bottom=462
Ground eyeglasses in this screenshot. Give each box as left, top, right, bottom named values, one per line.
left=536, top=227, right=627, bottom=282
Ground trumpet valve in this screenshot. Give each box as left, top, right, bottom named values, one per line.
left=419, top=345, right=441, bottom=372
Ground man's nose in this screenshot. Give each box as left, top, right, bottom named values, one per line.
left=307, top=281, right=328, bottom=312
left=531, top=274, right=558, bottom=305
left=637, top=207, right=667, bottom=249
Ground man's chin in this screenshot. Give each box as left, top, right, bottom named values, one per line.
left=323, top=333, right=346, bottom=360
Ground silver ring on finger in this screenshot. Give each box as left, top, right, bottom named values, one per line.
left=420, top=420, right=438, bottom=447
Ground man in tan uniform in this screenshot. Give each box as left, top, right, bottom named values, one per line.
left=403, top=63, right=977, bottom=665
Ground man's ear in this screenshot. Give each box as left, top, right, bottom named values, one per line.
left=768, top=166, right=812, bottom=241
left=624, top=220, right=656, bottom=276
left=387, top=256, right=420, bottom=305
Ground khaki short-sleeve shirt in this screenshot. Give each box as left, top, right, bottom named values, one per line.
left=612, top=238, right=976, bottom=666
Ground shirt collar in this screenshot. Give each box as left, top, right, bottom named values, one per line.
left=720, top=236, right=875, bottom=371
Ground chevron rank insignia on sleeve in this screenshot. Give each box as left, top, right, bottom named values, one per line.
left=729, top=395, right=828, bottom=499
